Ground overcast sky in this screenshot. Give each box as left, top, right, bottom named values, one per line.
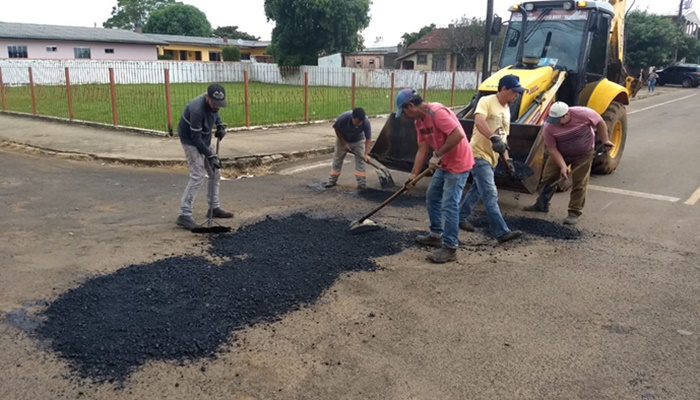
left=1, top=0, right=691, bottom=46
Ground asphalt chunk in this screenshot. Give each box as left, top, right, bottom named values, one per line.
left=351, top=188, right=425, bottom=208
left=470, top=214, right=581, bottom=240
left=493, top=160, right=534, bottom=181
left=37, top=214, right=414, bottom=384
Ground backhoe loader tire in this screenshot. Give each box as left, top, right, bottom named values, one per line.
left=592, top=101, right=626, bottom=175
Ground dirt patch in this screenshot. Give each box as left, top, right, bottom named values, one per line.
left=35, top=213, right=415, bottom=385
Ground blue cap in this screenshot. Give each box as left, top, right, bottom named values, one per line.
left=395, top=88, right=417, bottom=117
left=498, top=75, right=526, bottom=94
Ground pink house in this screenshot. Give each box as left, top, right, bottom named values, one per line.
left=0, top=21, right=164, bottom=60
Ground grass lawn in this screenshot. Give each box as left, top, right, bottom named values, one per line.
left=2, top=82, right=475, bottom=132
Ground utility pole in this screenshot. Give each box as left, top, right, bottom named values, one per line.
left=674, top=0, right=685, bottom=62
left=482, top=0, right=494, bottom=80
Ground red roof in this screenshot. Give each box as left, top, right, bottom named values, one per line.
left=406, top=29, right=448, bottom=51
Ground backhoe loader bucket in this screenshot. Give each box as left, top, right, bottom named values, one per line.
left=370, top=114, right=546, bottom=194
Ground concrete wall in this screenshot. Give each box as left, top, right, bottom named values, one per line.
left=318, top=53, right=343, bottom=68
left=0, top=39, right=158, bottom=60
left=344, top=54, right=384, bottom=69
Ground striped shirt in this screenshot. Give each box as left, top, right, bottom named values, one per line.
left=543, top=106, right=602, bottom=161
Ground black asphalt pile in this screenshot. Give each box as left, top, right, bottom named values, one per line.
left=470, top=214, right=581, bottom=240
left=493, top=160, right=533, bottom=181
left=352, top=188, right=425, bottom=208
left=37, top=213, right=414, bottom=384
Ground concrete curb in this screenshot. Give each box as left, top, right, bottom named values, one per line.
left=0, top=139, right=334, bottom=170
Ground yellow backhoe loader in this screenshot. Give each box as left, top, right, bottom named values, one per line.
left=371, top=0, right=642, bottom=193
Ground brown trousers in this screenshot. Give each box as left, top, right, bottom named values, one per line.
left=540, top=148, right=594, bottom=216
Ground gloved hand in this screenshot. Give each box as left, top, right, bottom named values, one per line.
left=404, top=173, right=417, bottom=190
left=428, top=154, right=443, bottom=171
left=490, top=134, right=509, bottom=153
left=208, top=155, right=221, bottom=169
left=215, top=124, right=227, bottom=139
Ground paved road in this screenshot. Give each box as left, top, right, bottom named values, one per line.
left=1, top=88, right=699, bottom=399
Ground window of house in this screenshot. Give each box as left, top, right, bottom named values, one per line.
left=105, top=48, right=115, bottom=54
left=74, top=47, right=91, bottom=59
left=355, top=59, right=362, bottom=67
left=368, top=59, right=375, bottom=65
left=46, top=46, right=57, bottom=52
left=209, top=52, right=222, bottom=61
left=8, top=45, right=28, bottom=58
left=417, top=54, right=428, bottom=65
left=241, top=53, right=251, bottom=60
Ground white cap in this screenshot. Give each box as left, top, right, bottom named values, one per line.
left=546, top=102, right=569, bottom=124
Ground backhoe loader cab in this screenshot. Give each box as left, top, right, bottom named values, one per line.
left=370, top=0, right=637, bottom=194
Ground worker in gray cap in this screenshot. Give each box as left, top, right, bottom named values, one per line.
left=176, top=83, right=234, bottom=230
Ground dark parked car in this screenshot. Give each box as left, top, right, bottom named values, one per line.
left=656, top=64, right=700, bottom=88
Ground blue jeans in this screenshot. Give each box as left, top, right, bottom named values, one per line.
left=648, top=80, right=656, bottom=92
left=459, top=158, right=510, bottom=238
left=426, top=169, right=469, bottom=249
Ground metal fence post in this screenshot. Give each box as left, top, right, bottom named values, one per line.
left=65, top=67, right=74, bottom=121
left=109, top=67, right=118, bottom=126
left=164, top=68, right=173, bottom=135
left=450, top=71, right=456, bottom=107
left=423, top=72, right=428, bottom=101
left=304, top=71, right=309, bottom=122
left=28, top=67, right=38, bottom=115
left=0, top=67, right=6, bottom=112
left=351, top=72, right=356, bottom=109
left=390, top=72, right=395, bottom=114
left=244, top=69, right=250, bottom=127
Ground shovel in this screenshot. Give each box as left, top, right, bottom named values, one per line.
left=535, top=146, right=606, bottom=210
left=348, top=148, right=395, bottom=189
left=349, top=167, right=432, bottom=235
left=191, top=137, right=232, bottom=234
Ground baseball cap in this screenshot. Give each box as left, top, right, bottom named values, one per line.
left=546, top=102, right=569, bottom=124
left=498, top=74, right=526, bottom=94
left=395, top=88, right=418, bottom=117
left=207, top=84, right=227, bottom=108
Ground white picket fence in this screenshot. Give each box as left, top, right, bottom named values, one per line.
left=0, top=59, right=480, bottom=90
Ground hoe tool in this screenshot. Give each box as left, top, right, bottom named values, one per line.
left=192, top=137, right=232, bottom=234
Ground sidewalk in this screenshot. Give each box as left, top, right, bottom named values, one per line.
left=0, top=113, right=392, bottom=168
left=0, top=87, right=664, bottom=168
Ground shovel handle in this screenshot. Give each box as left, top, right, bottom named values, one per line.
left=358, top=168, right=432, bottom=223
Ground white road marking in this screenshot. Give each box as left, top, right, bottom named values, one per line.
left=628, top=93, right=698, bottom=115
left=588, top=185, right=680, bottom=203
left=684, top=186, right=700, bottom=206
left=278, top=159, right=349, bottom=175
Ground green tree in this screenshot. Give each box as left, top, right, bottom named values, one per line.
left=445, top=17, right=485, bottom=69
left=103, top=0, right=175, bottom=30
left=264, top=0, right=371, bottom=66
left=213, top=26, right=259, bottom=41
left=625, top=10, right=681, bottom=68
left=677, top=34, right=700, bottom=64
left=222, top=46, right=242, bottom=61
left=400, top=24, right=436, bottom=47
left=143, top=3, right=212, bottom=37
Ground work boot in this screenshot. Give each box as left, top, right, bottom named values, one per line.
left=415, top=233, right=443, bottom=248
left=207, top=207, right=234, bottom=219
left=563, top=214, right=579, bottom=225
left=324, top=180, right=337, bottom=188
left=523, top=203, right=548, bottom=213
left=427, top=246, right=457, bottom=264
left=497, top=230, right=522, bottom=244
left=459, top=220, right=475, bottom=232
left=176, top=215, right=201, bottom=230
